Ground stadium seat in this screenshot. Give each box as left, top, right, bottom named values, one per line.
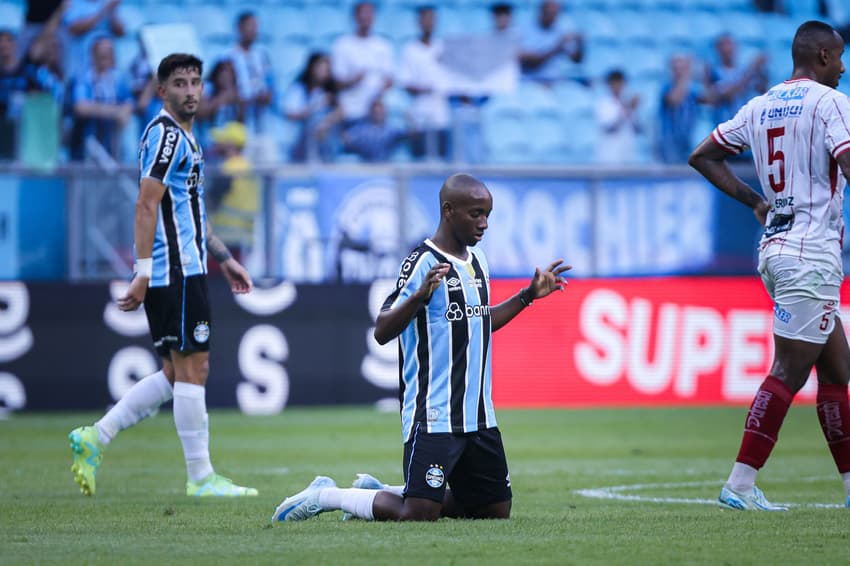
left=517, top=81, right=561, bottom=119
left=195, top=5, right=234, bottom=44
left=116, top=4, right=149, bottom=35
left=483, top=114, right=532, bottom=164
left=0, top=1, right=23, bottom=32
left=306, top=4, right=349, bottom=47
left=267, top=4, right=311, bottom=44
left=529, top=115, right=568, bottom=164
left=272, top=39, right=310, bottom=82
left=614, top=10, right=654, bottom=46
left=628, top=45, right=666, bottom=82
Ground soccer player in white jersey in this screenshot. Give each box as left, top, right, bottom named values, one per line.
left=690, top=20, right=850, bottom=510
left=68, top=54, right=257, bottom=498
left=272, top=173, right=571, bottom=522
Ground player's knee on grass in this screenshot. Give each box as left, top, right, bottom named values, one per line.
left=398, top=497, right=443, bottom=521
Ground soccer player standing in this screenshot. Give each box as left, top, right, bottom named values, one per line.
left=68, top=53, right=257, bottom=497
left=689, top=21, right=850, bottom=510
left=273, top=173, right=571, bottom=522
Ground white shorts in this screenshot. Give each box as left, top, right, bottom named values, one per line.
left=758, top=255, right=842, bottom=344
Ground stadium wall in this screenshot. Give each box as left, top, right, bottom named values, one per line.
left=1, top=277, right=839, bottom=415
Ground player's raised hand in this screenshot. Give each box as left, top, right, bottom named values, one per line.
left=221, top=258, right=253, bottom=294
left=528, top=259, right=572, bottom=300
left=417, top=263, right=451, bottom=302
left=117, top=276, right=148, bottom=311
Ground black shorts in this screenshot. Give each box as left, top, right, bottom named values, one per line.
left=402, top=426, right=512, bottom=507
left=143, top=273, right=211, bottom=358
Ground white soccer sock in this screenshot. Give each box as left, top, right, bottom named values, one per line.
left=318, top=488, right=377, bottom=520
left=95, top=370, right=173, bottom=446
left=841, top=472, right=850, bottom=497
left=173, top=382, right=214, bottom=482
left=727, top=462, right=758, bottom=493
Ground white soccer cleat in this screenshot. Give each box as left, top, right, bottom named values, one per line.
left=342, top=473, right=387, bottom=521
left=272, top=475, right=336, bottom=522
left=718, top=485, right=788, bottom=511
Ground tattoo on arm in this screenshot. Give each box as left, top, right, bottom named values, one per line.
left=207, top=232, right=233, bottom=264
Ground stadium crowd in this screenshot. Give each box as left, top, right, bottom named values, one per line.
left=0, top=0, right=848, bottom=166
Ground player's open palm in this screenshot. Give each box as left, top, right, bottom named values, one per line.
left=529, top=259, right=572, bottom=300
left=117, top=276, right=148, bottom=311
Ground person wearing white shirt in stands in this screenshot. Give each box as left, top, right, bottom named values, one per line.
left=398, top=5, right=450, bottom=160
left=594, top=69, right=641, bottom=165
left=331, top=1, right=394, bottom=127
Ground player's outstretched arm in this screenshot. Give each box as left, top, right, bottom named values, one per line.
left=206, top=227, right=253, bottom=294
left=374, top=262, right=450, bottom=345
left=491, top=259, right=571, bottom=332
left=689, top=136, right=769, bottom=225
left=118, top=178, right=165, bottom=311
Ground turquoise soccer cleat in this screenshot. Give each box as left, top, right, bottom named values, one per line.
left=718, top=485, right=788, bottom=511
left=69, top=426, right=104, bottom=496
left=272, top=476, right=336, bottom=522
left=186, top=473, right=258, bottom=497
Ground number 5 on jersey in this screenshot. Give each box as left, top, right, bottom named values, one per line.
left=767, top=127, right=785, bottom=193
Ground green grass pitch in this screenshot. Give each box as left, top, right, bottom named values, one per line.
left=2, top=406, right=850, bottom=565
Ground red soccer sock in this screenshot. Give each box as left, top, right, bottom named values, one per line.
left=735, top=375, right=794, bottom=469
left=816, top=382, right=850, bottom=474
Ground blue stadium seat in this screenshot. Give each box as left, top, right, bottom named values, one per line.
left=272, top=39, right=310, bottom=82
left=306, top=4, right=349, bottom=47
left=615, top=10, right=654, bottom=46
left=731, top=13, right=766, bottom=49
left=484, top=113, right=532, bottom=164
left=553, top=81, right=595, bottom=118
left=529, top=115, right=568, bottom=164
left=116, top=4, right=149, bottom=35
left=0, top=1, right=24, bottom=32
left=628, top=45, right=666, bottom=82
left=148, top=5, right=184, bottom=25
left=517, top=81, right=560, bottom=118
left=576, top=10, right=620, bottom=46
left=266, top=4, right=311, bottom=43
left=194, top=5, right=234, bottom=44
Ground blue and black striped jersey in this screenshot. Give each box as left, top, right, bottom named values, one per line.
left=138, top=110, right=206, bottom=287
left=383, top=239, right=497, bottom=442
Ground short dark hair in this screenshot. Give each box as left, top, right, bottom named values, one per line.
left=491, top=2, right=513, bottom=15
left=353, top=1, right=374, bottom=14
left=236, top=11, right=255, bottom=26
left=792, top=20, right=840, bottom=66
left=606, top=69, right=626, bottom=82
left=0, top=28, right=15, bottom=40
left=157, top=53, right=203, bottom=84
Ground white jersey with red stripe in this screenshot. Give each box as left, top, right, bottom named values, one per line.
left=712, top=78, right=850, bottom=270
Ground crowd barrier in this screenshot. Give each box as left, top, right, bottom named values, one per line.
left=1, top=276, right=840, bottom=414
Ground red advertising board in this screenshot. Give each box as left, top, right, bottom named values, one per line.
left=491, top=277, right=850, bottom=407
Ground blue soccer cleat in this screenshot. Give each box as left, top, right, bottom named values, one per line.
left=272, top=476, right=336, bottom=522
left=718, top=484, right=788, bottom=511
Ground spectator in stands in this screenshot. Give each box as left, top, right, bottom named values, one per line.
left=658, top=54, right=707, bottom=164
left=342, top=97, right=406, bottom=162
left=284, top=52, right=342, bottom=163
left=520, top=0, right=585, bottom=87
left=0, top=29, right=60, bottom=160
left=491, top=2, right=520, bottom=48
left=705, top=34, right=768, bottom=124
left=18, top=0, right=64, bottom=62
left=63, top=0, right=125, bottom=83
left=197, top=59, right=244, bottom=149
left=331, top=2, right=394, bottom=127
left=68, top=35, right=133, bottom=160
left=226, top=11, right=275, bottom=135
left=128, top=39, right=160, bottom=131
left=208, top=121, right=259, bottom=261
left=399, top=5, right=450, bottom=161
left=594, top=69, right=641, bottom=165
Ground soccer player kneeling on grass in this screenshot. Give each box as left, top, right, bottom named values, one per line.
left=689, top=21, right=850, bottom=510
left=273, top=173, right=571, bottom=522
left=68, top=53, right=257, bottom=498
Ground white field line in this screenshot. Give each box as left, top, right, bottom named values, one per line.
left=574, top=478, right=845, bottom=509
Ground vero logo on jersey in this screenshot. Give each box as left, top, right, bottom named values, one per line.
left=158, top=128, right=179, bottom=164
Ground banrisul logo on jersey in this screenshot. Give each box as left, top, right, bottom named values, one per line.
left=445, top=302, right=490, bottom=321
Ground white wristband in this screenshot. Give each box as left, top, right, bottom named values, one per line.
left=134, top=257, right=153, bottom=278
